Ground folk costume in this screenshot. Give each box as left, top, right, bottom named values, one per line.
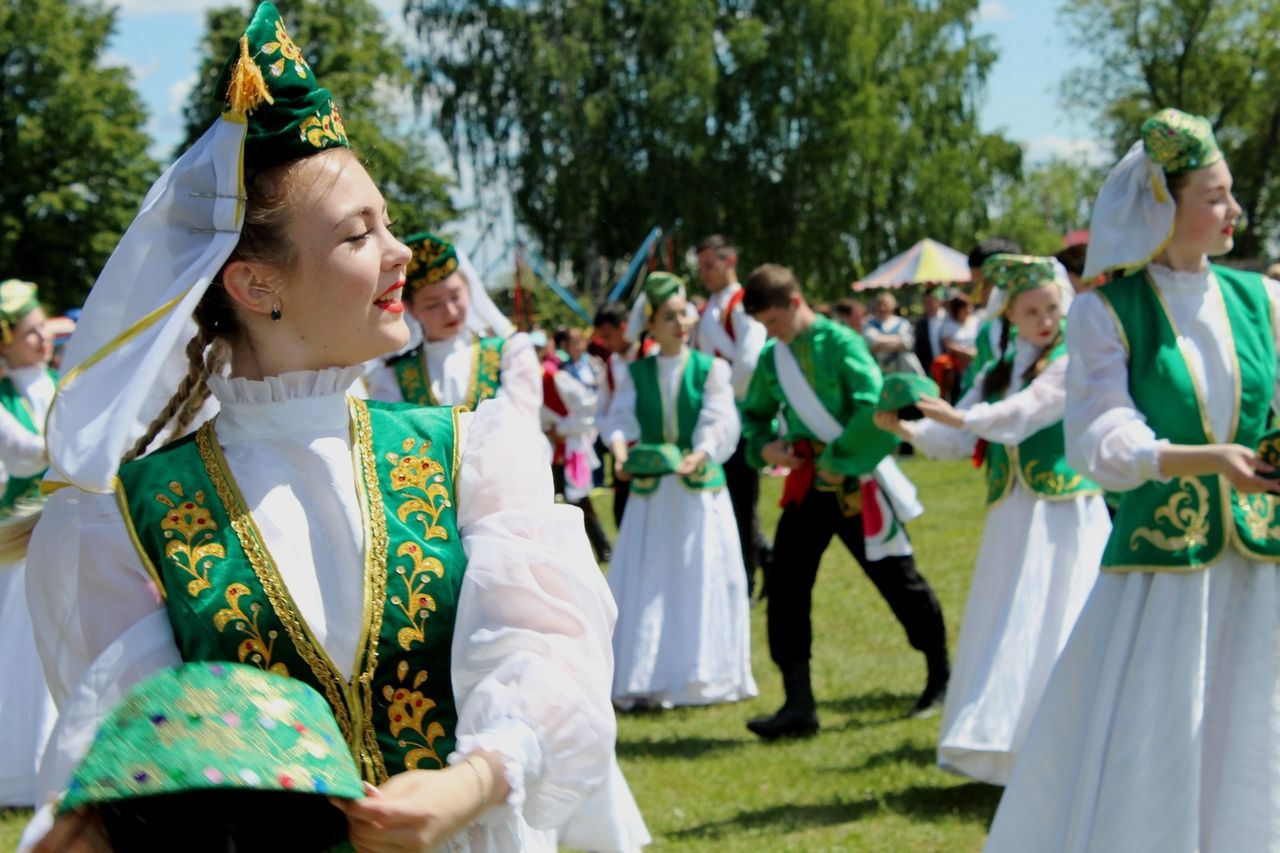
left=907, top=256, right=1107, bottom=786
left=692, top=278, right=771, bottom=594
left=604, top=274, right=757, bottom=707
left=543, top=348, right=613, bottom=562
left=366, top=232, right=542, bottom=423
left=0, top=279, right=57, bottom=806
left=740, top=311, right=948, bottom=737
left=21, top=6, right=645, bottom=850
left=987, top=110, right=1280, bottom=851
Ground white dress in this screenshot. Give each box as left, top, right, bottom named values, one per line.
left=911, top=339, right=1107, bottom=785
left=986, top=264, right=1280, bottom=852
left=602, top=352, right=757, bottom=707
left=0, top=365, right=57, bottom=806
left=21, top=366, right=648, bottom=851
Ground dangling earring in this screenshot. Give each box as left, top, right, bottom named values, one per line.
left=271, top=303, right=282, bottom=322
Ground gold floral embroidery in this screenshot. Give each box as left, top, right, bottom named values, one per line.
left=397, top=356, right=431, bottom=406
left=298, top=100, right=348, bottom=148
left=383, top=661, right=446, bottom=770
left=1237, top=493, right=1280, bottom=541
left=262, top=18, right=310, bottom=79
left=475, top=345, right=502, bottom=406
left=390, top=541, right=445, bottom=651
left=386, top=437, right=452, bottom=541
left=155, top=481, right=224, bottom=597
left=1022, top=461, right=1085, bottom=496
left=212, top=582, right=289, bottom=676
left=1130, top=476, right=1211, bottom=552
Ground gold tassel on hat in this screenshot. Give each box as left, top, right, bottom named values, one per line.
left=226, top=35, right=274, bottom=116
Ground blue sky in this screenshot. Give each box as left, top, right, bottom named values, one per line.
left=104, top=0, right=1105, bottom=251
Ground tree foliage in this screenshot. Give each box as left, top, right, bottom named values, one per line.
left=1060, top=0, right=1280, bottom=258
left=181, top=0, right=457, bottom=235
left=0, top=0, right=157, bottom=310
left=986, top=158, right=1104, bottom=255
left=410, top=0, right=1022, bottom=303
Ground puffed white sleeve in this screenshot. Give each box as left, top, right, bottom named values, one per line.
left=364, top=361, right=405, bottom=403
left=962, top=357, right=1068, bottom=445
left=496, top=334, right=544, bottom=425
left=19, top=489, right=182, bottom=852
left=1064, top=290, right=1165, bottom=490
left=909, top=381, right=981, bottom=461
left=729, top=309, right=767, bottom=400
left=601, top=363, right=640, bottom=448
left=0, top=406, right=48, bottom=477
left=692, top=358, right=740, bottom=463
left=450, top=397, right=619, bottom=843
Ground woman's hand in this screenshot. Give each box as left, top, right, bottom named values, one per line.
left=915, top=394, right=965, bottom=429
left=761, top=440, right=803, bottom=470
left=874, top=410, right=915, bottom=441
left=1158, top=443, right=1279, bottom=494
left=33, top=809, right=110, bottom=853
left=677, top=450, right=708, bottom=476
left=613, top=457, right=631, bottom=482
left=335, top=753, right=509, bottom=853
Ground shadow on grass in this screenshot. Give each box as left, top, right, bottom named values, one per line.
left=667, top=799, right=879, bottom=841
left=884, top=781, right=1002, bottom=823
left=616, top=734, right=743, bottom=761
left=818, top=688, right=919, bottom=726
left=848, top=739, right=937, bottom=771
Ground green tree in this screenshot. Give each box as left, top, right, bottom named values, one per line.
left=1060, top=0, right=1280, bottom=259
left=0, top=0, right=157, bottom=310
left=181, top=0, right=457, bottom=235
left=409, top=0, right=1021, bottom=303
left=986, top=158, right=1105, bottom=255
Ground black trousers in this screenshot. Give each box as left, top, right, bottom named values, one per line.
left=552, top=463, right=611, bottom=560
left=766, top=485, right=946, bottom=670
left=723, top=437, right=767, bottom=579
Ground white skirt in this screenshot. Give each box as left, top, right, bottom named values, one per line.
left=986, top=551, right=1280, bottom=852
left=608, top=476, right=757, bottom=706
left=0, top=561, right=56, bottom=806
left=938, top=486, right=1107, bottom=785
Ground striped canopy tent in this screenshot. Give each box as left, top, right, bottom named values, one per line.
left=853, top=238, right=971, bottom=291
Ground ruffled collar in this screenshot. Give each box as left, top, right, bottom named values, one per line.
left=208, top=366, right=364, bottom=443
left=7, top=364, right=51, bottom=392
left=1149, top=260, right=1212, bottom=293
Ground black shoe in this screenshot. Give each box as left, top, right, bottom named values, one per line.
left=746, top=701, right=819, bottom=740
left=907, top=653, right=949, bottom=719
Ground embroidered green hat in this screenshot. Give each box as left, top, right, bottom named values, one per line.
left=623, top=443, right=685, bottom=477
left=642, top=272, right=685, bottom=312
left=0, top=279, right=39, bottom=346
left=60, top=662, right=363, bottom=847
left=877, top=373, right=940, bottom=412
left=216, top=2, right=350, bottom=170
left=1141, top=108, right=1222, bottom=176
left=404, top=231, right=459, bottom=297
left=981, top=254, right=1056, bottom=303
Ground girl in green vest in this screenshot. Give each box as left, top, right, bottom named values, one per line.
left=0, top=278, right=58, bottom=809
left=21, top=4, right=647, bottom=851
left=877, top=255, right=1106, bottom=786
left=604, top=273, right=757, bottom=709
left=987, top=110, right=1280, bottom=851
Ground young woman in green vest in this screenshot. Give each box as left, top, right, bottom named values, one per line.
left=21, top=5, right=646, bottom=851
left=876, top=255, right=1107, bottom=786
left=604, top=273, right=757, bottom=709
left=986, top=110, right=1280, bottom=851
left=0, top=279, right=58, bottom=808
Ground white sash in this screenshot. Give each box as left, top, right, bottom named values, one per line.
left=696, top=302, right=738, bottom=360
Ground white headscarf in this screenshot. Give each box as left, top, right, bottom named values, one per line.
left=1082, top=140, right=1176, bottom=280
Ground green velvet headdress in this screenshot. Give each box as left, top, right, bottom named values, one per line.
left=981, top=254, right=1055, bottom=303
left=0, top=279, right=39, bottom=346
left=643, top=272, right=685, bottom=314
left=404, top=231, right=459, bottom=297
left=217, top=2, right=350, bottom=170
left=1141, top=108, right=1222, bottom=176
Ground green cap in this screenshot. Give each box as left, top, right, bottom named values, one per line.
left=216, top=2, right=350, bottom=170
left=642, top=272, right=685, bottom=312
left=61, top=663, right=364, bottom=820
left=981, top=254, right=1056, bottom=301
left=622, top=443, right=685, bottom=477
left=403, top=231, right=459, bottom=297
left=0, top=279, right=39, bottom=346
left=877, top=373, right=940, bottom=412
left=1141, top=108, right=1222, bottom=176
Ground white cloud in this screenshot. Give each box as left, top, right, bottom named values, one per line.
left=100, top=50, right=158, bottom=82
left=976, top=1, right=1014, bottom=23
left=1024, top=134, right=1109, bottom=166
left=167, top=73, right=197, bottom=119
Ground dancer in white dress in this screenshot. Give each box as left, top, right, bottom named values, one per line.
left=0, top=279, right=57, bottom=806
left=20, top=5, right=645, bottom=850
left=605, top=273, right=757, bottom=708
left=877, top=255, right=1108, bottom=786
left=986, top=109, right=1280, bottom=851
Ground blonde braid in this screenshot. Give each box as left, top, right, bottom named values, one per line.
left=171, top=336, right=228, bottom=438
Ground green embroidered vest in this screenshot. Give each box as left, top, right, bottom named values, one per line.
left=982, top=334, right=1100, bottom=506
left=627, top=349, right=726, bottom=495
left=0, top=368, right=57, bottom=513
left=391, top=336, right=504, bottom=409
left=117, top=399, right=467, bottom=782
left=1098, top=265, right=1280, bottom=571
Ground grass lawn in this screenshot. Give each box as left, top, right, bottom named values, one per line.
left=0, top=456, right=996, bottom=851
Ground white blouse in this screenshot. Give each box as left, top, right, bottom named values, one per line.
left=1064, top=263, right=1280, bottom=491
left=0, top=365, right=55, bottom=477
left=24, top=366, right=618, bottom=849
left=602, top=351, right=740, bottom=464
left=366, top=331, right=542, bottom=424
left=911, top=337, right=1068, bottom=460
left=692, top=283, right=767, bottom=401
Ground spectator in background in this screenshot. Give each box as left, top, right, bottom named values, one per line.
left=863, top=292, right=920, bottom=375
left=593, top=301, right=643, bottom=528
left=1055, top=243, right=1090, bottom=293
left=913, top=286, right=947, bottom=373
left=832, top=297, right=868, bottom=333
left=932, top=289, right=978, bottom=402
